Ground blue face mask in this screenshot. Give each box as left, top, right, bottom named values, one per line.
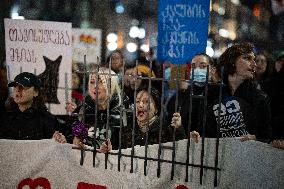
left=190, top=68, right=208, bottom=86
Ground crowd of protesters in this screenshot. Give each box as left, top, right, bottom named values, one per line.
left=0, top=43, right=283, bottom=151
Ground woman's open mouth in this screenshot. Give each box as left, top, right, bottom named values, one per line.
left=137, top=110, right=146, bottom=117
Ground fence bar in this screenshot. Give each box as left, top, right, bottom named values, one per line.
left=130, top=60, right=139, bottom=173
left=72, top=147, right=221, bottom=171
left=170, top=64, right=181, bottom=180
left=144, top=60, right=153, bottom=176
left=64, top=72, right=69, bottom=115
left=199, top=65, right=209, bottom=184
left=157, top=63, right=166, bottom=177
left=118, top=59, right=126, bottom=172
left=105, top=62, right=112, bottom=169
left=214, top=66, right=224, bottom=187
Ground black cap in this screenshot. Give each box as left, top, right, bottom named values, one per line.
left=8, top=72, right=41, bottom=88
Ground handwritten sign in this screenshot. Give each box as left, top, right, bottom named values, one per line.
left=4, top=18, right=72, bottom=115
left=72, top=28, right=102, bottom=64
left=157, top=0, right=210, bottom=64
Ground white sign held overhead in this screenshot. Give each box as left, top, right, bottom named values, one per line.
left=72, top=28, right=102, bottom=64
left=4, top=18, right=72, bottom=115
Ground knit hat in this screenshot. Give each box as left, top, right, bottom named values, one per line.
left=137, top=64, right=156, bottom=78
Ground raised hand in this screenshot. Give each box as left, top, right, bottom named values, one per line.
left=190, top=131, right=200, bottom=143
left=52, top=131, right=67, bottom=143
left=66, top=101, right=77, bottom=113
left=97, top=138, right=112, bottom=154
left=171, top=112, right=181, bottom=129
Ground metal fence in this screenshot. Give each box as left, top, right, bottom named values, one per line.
left=6, top=55, right=224, bottom=186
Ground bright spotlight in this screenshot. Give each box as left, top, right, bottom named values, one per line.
left=107, top=42, right=118, bottom=51
left=140, top=44, right=149, bottom=52
left=206, top=46, right=214, bottom=57
left=138, top=28, right=146, bottom=39
left=115, top=2, right=125, bottom=14
left=107, top=33, right=118, bottom=43
left=129, top=26, right=140, bottom=38
left=219, top=28, right=229, bottom=38
left=126, top=43, right=137, bottom=53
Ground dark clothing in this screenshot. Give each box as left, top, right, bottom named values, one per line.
left=167, top=81, right=272, bottom=142
left=121, top=116, right=185, bottom=149
left=262, top=68, right=284, bottom=139
left=68, top=94, right=122, bottom=148
left=0, top=107, right=58, bottom=140
left=167, top=85, right=209, bottom=134
left=205, top=82, right=271, bottom=142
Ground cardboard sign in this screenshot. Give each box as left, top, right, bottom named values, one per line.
left=72, top=28, right=102, bottom=64
left=4, top=18, right=72, bottom=115
left=157, top=0, right=210, bottom=64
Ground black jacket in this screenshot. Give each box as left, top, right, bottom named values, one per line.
left=167, top=85, right=209, bottom=134
left=121, top=116, right=185, bottom=149
left=204, top=81, right=271, bottom=142
left=0, top=107, right=58, bottom=140
left=68, top=94, right=122, bottom=148
left=262, top=67, right=284, bottom=139
left=167, top=81, right=272, bottom=142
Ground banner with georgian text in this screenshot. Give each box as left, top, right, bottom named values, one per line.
left=4, top=18, right=72, bottom=115
left=157, top=0, right=210, bottom=64
left=0, top=139, right=283, bottom=189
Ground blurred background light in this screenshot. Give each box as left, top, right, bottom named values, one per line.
left=219, top=28, right=230, bottom=38
left=231, top=0, right=240, bottom=5
left=140, top=44, right=149, bottom=52
left=138, top=28, right=146, bottom=39
left=106, top=33, right=118, bottom=43
left=218, top=7, right=225, bottom=15
left=11, top=12, right=25, bottom=19
left=207, top=40, right=213, bottom=47
left=11, top=5, right=24, bottom=19
left=115, top=2, right=125, bottom=14
left=129, top=26, right=140, bottom=38
left=126, top=42, right=137, bottom=52
left=107, top=42, right=118, bottom=51
left=206, top=46, right=214, bottom=57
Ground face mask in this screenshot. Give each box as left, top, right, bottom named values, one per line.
left=190, top=68, right=208, bottom=86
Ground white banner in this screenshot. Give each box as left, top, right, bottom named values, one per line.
left=0, top=138, right=283, bottom=189
left=72, top=28, right=102, bottom=64
left=4, top=18, right=72, bottom=115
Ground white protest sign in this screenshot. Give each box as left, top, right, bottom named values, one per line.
left=0, top=139, right=283, bottom=188
left=72, top=28, right=102, bottom=64
left=4, top=18, right=72, bottom=115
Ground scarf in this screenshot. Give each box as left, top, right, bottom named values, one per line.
left=137, top=115, right=158, bottom=133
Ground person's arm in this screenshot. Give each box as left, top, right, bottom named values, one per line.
left=169, top=112, right=186, bottom=140
left=42, top=111, right=66, bottom=143
left=53, top=131, right=67, bottom=143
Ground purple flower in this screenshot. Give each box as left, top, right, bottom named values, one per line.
left=71, top=122, right=88, bottom=139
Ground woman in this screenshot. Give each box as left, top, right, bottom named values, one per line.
left=0, top=72, right=66, bottom=143
left=66, top=67, right=123, bottom=151
left=254, top=52, right=273, bottom=90
left=191, top=43, right=272, bottom=143
left=120, top=87, right=185, bottom=148
left=105, top=50, right=124, bottom=87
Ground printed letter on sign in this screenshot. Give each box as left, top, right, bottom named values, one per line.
left=17, top=177, right=51, bottom=189
left=77, top=182, right=107, bottom=189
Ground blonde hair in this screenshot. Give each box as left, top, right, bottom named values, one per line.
left=89, top=67, right=122, bottom=108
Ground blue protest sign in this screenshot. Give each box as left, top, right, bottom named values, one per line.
left=157, top=0, right=210, bottom=64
